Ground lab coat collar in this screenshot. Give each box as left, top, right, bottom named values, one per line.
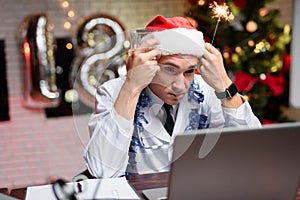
left=140, top=88, right=198, bottom=143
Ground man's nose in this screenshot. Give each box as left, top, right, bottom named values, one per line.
left=171, top=74, right=187, bottom=93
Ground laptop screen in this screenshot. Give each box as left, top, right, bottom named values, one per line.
left=167, top=122, right=300, bottom=200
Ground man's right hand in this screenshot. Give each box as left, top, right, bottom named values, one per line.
left=125, top=38, right=161, bottom=93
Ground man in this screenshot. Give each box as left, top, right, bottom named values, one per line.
left=84, top=15, right=261, bottom=178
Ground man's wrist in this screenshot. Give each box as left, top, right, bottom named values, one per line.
left=215, top=82, right=238, bottom=99
left=123, top=80, right=143, bottom=97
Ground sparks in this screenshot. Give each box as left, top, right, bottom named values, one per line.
left=209, top=1, right=234, bottom=44
left=209, top=1, right=234, bottom=22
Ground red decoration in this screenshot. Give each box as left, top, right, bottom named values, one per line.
left=233, top=0, right=247, bottom=8
left=281, top=53, right=291, bottom=74
left=207, top=0, right=216, bottom=4
left=266, top=31, right=276, bottom=46
left=203, top=35, right=212, bottom=43
left=234, top=71, right=284, bottom=97
left=187, top=0, right=200, bottom=4
left=223, top=45, right=233, bottom=64
left=262, top=119, right=276, bottom=125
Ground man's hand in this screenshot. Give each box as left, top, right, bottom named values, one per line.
left=114, top=38, right=161, bottom=120
left=125, top=38, right=161, bottom=93
left=199, top=43, right=243, bottom=108
left=199, top=42, right=232, bottom=92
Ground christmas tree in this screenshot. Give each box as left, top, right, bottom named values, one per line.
left=185, top=0, right=292, bottom=124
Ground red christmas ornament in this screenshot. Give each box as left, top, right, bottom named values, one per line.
left=187, top=0, right=200, bottom=4
left=207, top=0, right=216, bottom=4
left=262, top=119, right=276, bottom=125
left=203, top=35, right=211, bottom=43
left=223, top=46, right=233, bottom=64
left=281, top=53, right=291, bottom=74
left=233, top=0, right=247, bottom=8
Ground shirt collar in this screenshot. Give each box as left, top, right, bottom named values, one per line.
left=145, top=87, right=164, bottom=106
left=145, top=87, right=179, bottom=117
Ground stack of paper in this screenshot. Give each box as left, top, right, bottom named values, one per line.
left=25, top=177, right=140, bottom=200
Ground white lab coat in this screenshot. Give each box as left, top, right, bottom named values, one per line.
left=84, top=74, right=261, bottom=178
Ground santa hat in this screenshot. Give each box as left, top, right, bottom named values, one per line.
left=144, top=15, right=205, bottom=58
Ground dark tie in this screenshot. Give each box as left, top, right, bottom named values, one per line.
left=163, top=103, right=174, bottom=135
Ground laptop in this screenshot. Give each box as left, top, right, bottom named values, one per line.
left=142, top=122, right=300, bottom=200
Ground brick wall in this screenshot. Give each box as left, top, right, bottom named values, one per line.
left=0, top=0, right=293, bottom=190
left=266, top=0, right=293, bottom=26
left=0, top=0, right=189, bottom=189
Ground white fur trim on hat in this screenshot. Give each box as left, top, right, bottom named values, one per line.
left=143, top=28, right=205, bottom=58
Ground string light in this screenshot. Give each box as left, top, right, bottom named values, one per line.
left=23, top=42, right=30, bottom=55
left=235, top=46, right=242, bottom=53
left=64, top=21, right=71, bottom=29
left=66, top=42, right=73, bottom=50
left=223, top=52, right=229, bottom=59
left=259, top=73, right=266, bottom=80
left=67, top=10, right=75, bottom=18
left=198, top=0, right=206, bottom=6
left=61, top=0, right=69, bottom=8
left=64, top=89, right=79, bottom=103
left=248, top=40, right=255, bottom=47
left=259, top=8, right=268, bottom=17
left=246, top=21, right=258, bottom=32
left=59, top=0, right=77, bottom=30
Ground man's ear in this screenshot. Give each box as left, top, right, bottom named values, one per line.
left=195, top=58, right=202, bottom=74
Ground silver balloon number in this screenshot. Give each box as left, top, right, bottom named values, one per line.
left=19, top=13, right=59, bottom=108
left=71, top=14, right=127, bottom=108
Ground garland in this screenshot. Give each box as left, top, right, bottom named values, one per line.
left=132, top=78, right=209, bottom=144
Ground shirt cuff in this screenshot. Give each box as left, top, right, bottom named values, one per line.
left=222, top=96, right=252, bottom=120
left=111, top=108, right=134, bottom=138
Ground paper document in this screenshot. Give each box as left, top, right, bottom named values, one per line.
left=25, top=177, right=140, bottom=200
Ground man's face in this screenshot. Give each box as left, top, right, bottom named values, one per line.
left=149, top=54, right=198, bottom=105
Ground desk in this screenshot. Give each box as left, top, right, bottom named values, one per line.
left=127, top=172, right=169, bottom=199
left=127, top=172, right=300, bottom=200
left=4, top=172, right=300, bottom=200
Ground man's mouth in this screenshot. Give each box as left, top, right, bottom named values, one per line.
left=168, top=92, right=184, bottom=99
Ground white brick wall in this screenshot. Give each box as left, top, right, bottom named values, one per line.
left=0, top=0, right=293, bottom=190
left=266, top=0, right=293, bottom=26
left=0, top=0, right=189, bottom=189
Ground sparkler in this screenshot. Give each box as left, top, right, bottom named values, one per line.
left=209, top=1, right=234, bottom=44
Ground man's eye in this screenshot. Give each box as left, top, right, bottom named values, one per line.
left=164, top=67, right=178, bottom=75
left=185, top=69, right=195, bottom=74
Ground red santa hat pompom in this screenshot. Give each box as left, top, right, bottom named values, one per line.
left=144, top=15, right=205, bottom=58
